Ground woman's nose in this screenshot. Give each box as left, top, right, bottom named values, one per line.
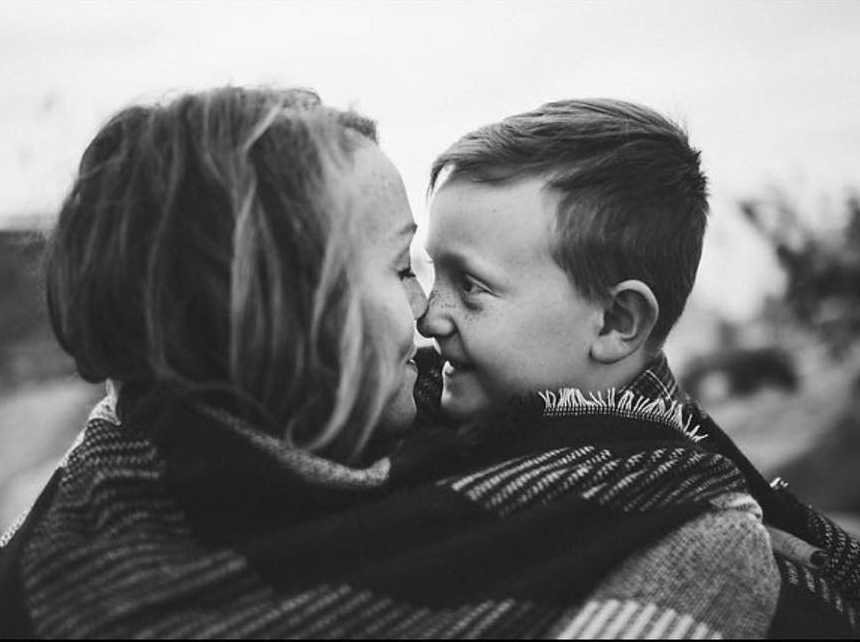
left=417, top=289, right=454, bottom=339
left=408, top=280, right=428, bottom=320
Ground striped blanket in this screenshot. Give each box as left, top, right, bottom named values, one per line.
left=1, top=384, right=791, bottom=638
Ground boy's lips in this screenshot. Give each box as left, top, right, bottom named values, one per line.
left=435, top=343, right=473, bottom=375
left=442, top=356, right=473, bottom=375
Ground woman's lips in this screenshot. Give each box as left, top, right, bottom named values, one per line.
left=405, top=346, right=418, bottom=368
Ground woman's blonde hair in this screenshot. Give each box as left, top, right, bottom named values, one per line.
left=47, top=87, right=397, bottom=461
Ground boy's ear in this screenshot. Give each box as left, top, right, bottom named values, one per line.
left=590, top=280, right=659, bottom=364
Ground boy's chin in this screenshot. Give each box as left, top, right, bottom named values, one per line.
left=440, top=388, right=492, bottom=422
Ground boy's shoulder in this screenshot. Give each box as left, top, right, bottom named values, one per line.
left=582, top=492, right=779, bottom=638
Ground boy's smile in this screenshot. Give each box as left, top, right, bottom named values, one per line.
left=419, top=175, right=605, bottom=420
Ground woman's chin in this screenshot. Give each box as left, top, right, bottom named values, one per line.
left=378, top=409, right=416, bottom=437
left=377, top=379, right=418, bottom=437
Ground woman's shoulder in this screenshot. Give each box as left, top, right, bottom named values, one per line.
left=6, top=400, right=246, bottom=636
left=43, top=405, right=169, bottom=514
left=20, top=401, right=177, bottom=554
left=0, top=395, right=173, bottom=637
left=0, top=466, right=65, bottom=637
left=3, top=392, right=168, bottom=548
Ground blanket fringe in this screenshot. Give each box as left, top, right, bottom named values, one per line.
left=537, top=388, right=708, bottom=443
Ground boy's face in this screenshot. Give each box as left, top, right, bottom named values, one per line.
left=419, top=176, right=604, bottom=420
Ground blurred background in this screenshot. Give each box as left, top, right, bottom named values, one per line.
left=2, top=0, right=859, bottom=533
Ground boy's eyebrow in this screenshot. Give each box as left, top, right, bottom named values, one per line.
left=426, top=245, right=507, bottom=286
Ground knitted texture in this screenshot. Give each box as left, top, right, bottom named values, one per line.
left=4, top=392, right=767, bottom=638
left=2, top=350, right=858, bottom=637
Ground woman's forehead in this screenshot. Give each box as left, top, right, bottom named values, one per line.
left=350, top=145, right=414, bottom=246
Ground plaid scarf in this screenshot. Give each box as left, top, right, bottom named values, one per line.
left=1, top=351, right=857, bottom=638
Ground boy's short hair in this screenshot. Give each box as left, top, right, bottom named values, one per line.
left=429, top=99, right=709, bottom=344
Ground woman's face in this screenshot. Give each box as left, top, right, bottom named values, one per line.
left=349, top=143, right=427, bottom=434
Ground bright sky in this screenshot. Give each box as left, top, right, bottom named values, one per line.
left=3, top=0, right=859, bottom=319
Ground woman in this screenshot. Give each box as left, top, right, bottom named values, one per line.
left=0, top=87, right=432, bottom=636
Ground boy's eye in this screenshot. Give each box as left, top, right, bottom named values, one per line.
left=398, top=267, right=417, bottom=280
left=459, top=274, right=486, bottom=296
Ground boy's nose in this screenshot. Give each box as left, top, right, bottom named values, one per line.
left=417, top=289, right=454, bottom=339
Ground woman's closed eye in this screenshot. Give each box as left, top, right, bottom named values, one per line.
left=398, top=266, right=417, bottom=281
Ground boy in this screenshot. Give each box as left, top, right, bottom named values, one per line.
left=419, top=99, right=701, bottom=421
left=416, top=99, right=859, bottom=637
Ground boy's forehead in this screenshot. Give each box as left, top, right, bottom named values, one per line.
left=427, top=176, right=559, bottom=263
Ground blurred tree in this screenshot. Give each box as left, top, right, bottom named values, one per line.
left=732, top=191, right=860, bottom=518
left=739, top=192, right=860, bottom=357
left=0, top=229, right=76, bottom=389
